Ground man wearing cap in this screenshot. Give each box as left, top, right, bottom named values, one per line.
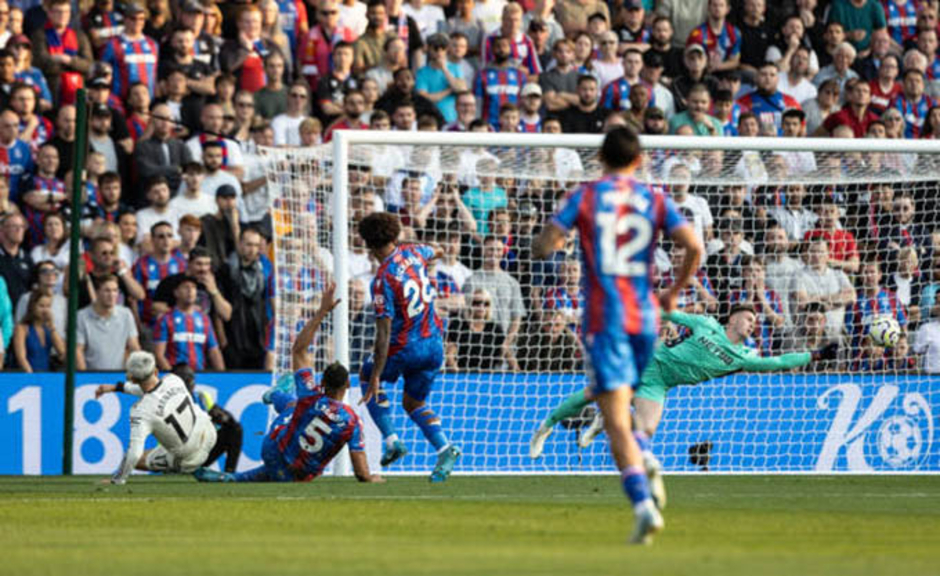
left=482, top=2, right=541, bottom=77
left=135, top=103, right=193, bottom=197
left=9, top=34, right=52, bottom=112
left=523, top=0, right=564, bottom=50
left=518, top=83, right=543, bottom=131
left=177, top=0, right=219, bottom=71
left=737, top=61, right=802, bottom=134
left=100, top=3, right=159, bottom=100
left=686, top=0, right=741, bottom=73
left=416, top=33, right=467, bottom=124
left=297, top=0, right=357, bottom=94
left=671, top=43, right=719, bottom=111
left=159, top=27, right=217, bottom=96
left=199, top=185, right=241, bottom=272
left=539, top=38, right=578, bottom=111
left=640, top=50, right=675, bottom=117
left=83, top=0, right=124, bottom=52
left=31, top=0, right=92, bottom=106
left=89, top=101, right=130, bottom=181
left=614, top=0, right=650, bottom=52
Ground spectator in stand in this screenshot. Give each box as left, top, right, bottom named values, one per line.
left=135, top=103, right=193, bottom=198
left=447, top=32, right=477, bottom=85
left=847, top=259, right=908, bottom=353
left=10, top=34, right=51, bottom=114
left=403, top=0, right=444, bottom=43
left=482, top=2, right=540, bottom=78
left=915, top=283, right=940, bottom=372
left=659, top=242, right=718, bottom=313
left=462, top=236, right=523, bottom=370
left=517, top=307, right=582, bottom=371
left=220, top=4, right=287, bottom=94
left=767, top=182, right=818, bottom=244
left=590, top=31, right=622, bottom=89
left=176, top=215, right=203, bottom=261
left=462, top=158, right=506, bottom=235
left=819, top=77, right=878, bottom=137
left=516, top=83, right=543, bottom=131
left=882, top=0, right=918, bottom=49
left=893, top=67, right=935, bottom=138
left=14, top=259, right=65, bottom=336
left=272, top=82, right=310, bottom=145
left=0, top=212, right=32, bottom=307
left=705, top=217, right=746, bottom=312
left=324, top=89, right=369, bottom=142
left=728, top=255, right=785, bottom=355
left=670, top=83, right=722, bottom=135
left=152, top=246, right=233, bottom=326
left=28, top=213, right=68, bottom=280
left=0, top=110, right=33, bottom=201
left=123, top=83, right=150, bottom=143
left=856, top=29, right=893, bottom=82
left=154, top=276, right=225, bottom=370
left=366, top=36, right=406, bottom=95
left=672, top=44, right=719, bottom=112
left=185, top=103, right=245, bottom=178
left=99, top=3, right=158, bottom=100
left=775, top=44, right=819, bottom=104
left=19, top=143, right=65, bottom=247
left=220, top=227, right=270, bottom=369
left=539, top=39, right=578, bottom=113
left=31, top=0, right=92, bottom=106
left=668, top=162, right=714, bottom=247
left=88, top=102, right=130, bottom=183
left=763, top=222, right=803, bottom=329
left=353, top=0, right=388, bottom=74
left=600, top=48, right=642, bottom=111
left=804, top=201, right=861, bottom=274
left=803, top=78, right=841, bottom=134
left=12, top=288, right=62, bottom=372
left=868, top=53, right=902, bottom=115
left=376, top=67, right=442, bottom=124
left=159, top=27, right=217, bottom=97
left=614, top=0, right=650, bottom=52
left=648, top=16, right=685, bottom=81
left=84, top=0, right=123, bottom=52
left=445, top=287, right=506, bottom=371
left=11, top=83, right=51, bottom=151
left=737, top=62, right=801, bottom=134
left=794, top=239, right=856, bottom=340
left=686, top=0, right=741, bottom=74
left=75, top=274, right=140, bottom=371
left=829, top=0, right=887, bottom=54
left=447, top=0, right=484, bottom=56
left=298, top=0, right=357, bottom=93
left=497, top=102, right=520, bottom=133
left=879, top=193, right=928, bottom=262
left=417, top=33, right=468, bottom=125
left=199, top=185, right=240, bottom=272
left=68, top=234, right=145, bottom=309
left=134, top=220, right=188, bottom=329
left=169, top=166, right=216, bottom=219
left=253, top=52, right=289, bottom=120
left=734, top=0, right=773, bottom=78
left=560, top=74, right=606, bottom=133
left=543, top=258, right=582, bottom=327
left=813, top=41, right=860, bottom=93
left=474, top=34, right=526, bottom=128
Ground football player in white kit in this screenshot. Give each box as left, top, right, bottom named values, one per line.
left=96, top=351, right=217, bottom=484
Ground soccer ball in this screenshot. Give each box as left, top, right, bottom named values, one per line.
left=869, top=316, right=901, bottom=348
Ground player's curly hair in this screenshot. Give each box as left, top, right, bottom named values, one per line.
left=358, top=212, right=401, bottom=251
left=322, top=362, right=350, bottom=393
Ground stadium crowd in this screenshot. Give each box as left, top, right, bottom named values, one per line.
left=1, top=0, right=940, bottom=373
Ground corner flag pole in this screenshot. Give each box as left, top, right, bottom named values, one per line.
left=63, top=89, right=89, bottom=475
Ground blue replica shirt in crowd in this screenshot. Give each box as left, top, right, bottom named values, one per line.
left=269, top=371, right=365, bottom=481
left=737, top=90, right=802, bottom=133
left=551, top=172, right=688, bottom=337
left=154, top=307, right=219, bottom=370
left=686, top=21, right=741, bottom=61
left=883, top=0, right=918, bottom=45
left=134, top=252, right=188, bottom=327
left=100, top=33, right=160, bottom=99
left=15, top=68, right=53, bottom=106
left=847, top=289, right=908, bottom=348
left=474, top=66, right=527, bottom=127
left=893, top=93, right=936, bottom=138
left=371, top=243, right=444, bottom=358
left=602, top=77, right=632, bottom=111
left=20, top=174, right=65, bottom=246
left=0, top=139, right=34, bottom=203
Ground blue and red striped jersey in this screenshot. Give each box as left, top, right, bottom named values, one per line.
left=0, top=139, right=34, bottom=203
left=893, top=93, right=936, bottom=138
left=20, top=174, right=65, bottom=247
left=602, top=78, right=632, bottom=111
left=737, top=90, right=801, bottom=134
left=276, top=0, right=308, bottom=54
left=100, top=33, right=159, bottom=100
left=474, top=66, right=527, bottom=127
left=686, top=21, right=741, bottom=61
left=371, top=243, right=444, bottom=357
left=848, top=289, right=908, bottom=339
left=15, top=68, right=53, bottom=105
left=154, top=307, right=219, bottom=370
left=481, top=32, right=542, bottom=76
left=134, top=253, right=187, bottom=326
left=883, top=0, right=919, bottom=45
left=552, top=173, right=688, bottom=337
left=271, top=390, right=364, bottom=481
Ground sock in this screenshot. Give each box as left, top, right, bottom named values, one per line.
left=233, top=465, right=270, bottom=482
left=408, top=405, right=450, bottom=452
left=269, top=391, right=296, bottom=415
left=543, top=390, right=591, bottom=428
left=633, top=431, right=651, bottom=454
left=383, top=434, right=400, bottom=450
left=362, top=382, right=398, bottom=441
left=621, top=466, right=652, bottom=507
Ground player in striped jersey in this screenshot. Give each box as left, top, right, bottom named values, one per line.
left=99, top=3, right=159, bottom=100
left=196, top=282, right=382, bottom=483
left=153, top=276, right=224, bottom=371
left=358, top=212, right=461, bottom=483
left=532, top=127, right=703, bottom=545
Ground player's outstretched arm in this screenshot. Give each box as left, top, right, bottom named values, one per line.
left=361, top=317, right=391, bottom=405
left=742, top=343, right=840, bottom=373
left=661, top=224, right=704, bottom=312
left=532, top=222, right=566, bottom=260
left=350, top=451, right=385, bottom=483
left=292, top=281, right=341, bottom=372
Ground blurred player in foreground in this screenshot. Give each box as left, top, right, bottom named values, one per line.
left=358, top=212, right=461, bottom=483
left=172, top=363, right=243, bottom=474
left=195, top=282, right=382, bottom=483
left=533, top=126, right=704, bottom=545
left=530, top=305, right=841, bottom=507
left=96, top=351, right=217, bottom=484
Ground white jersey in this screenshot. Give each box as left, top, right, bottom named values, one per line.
left=112, top=374, right=215, bottom=484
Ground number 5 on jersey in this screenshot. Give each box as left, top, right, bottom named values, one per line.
left=597, top=212, right=653, bottom=276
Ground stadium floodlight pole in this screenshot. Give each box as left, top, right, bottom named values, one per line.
left=63, top=89, right=89, bottom=475
left=331, top=131, right=353, bottom=476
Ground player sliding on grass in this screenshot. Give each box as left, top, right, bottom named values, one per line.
left=529, top=305, right=840, bottom=507
left=533, top=126, right=704, bottom=545
left=97, top=351, right=218, bottom=485
left=357, top=212, right=461, bottom=483
left=195, top=282, right=383, bottom=483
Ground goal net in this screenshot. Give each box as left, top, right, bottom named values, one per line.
left=262, top=133, right=940, bottom=474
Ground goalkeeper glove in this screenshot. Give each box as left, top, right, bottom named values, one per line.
left=811, top=342, right=839, bottom=362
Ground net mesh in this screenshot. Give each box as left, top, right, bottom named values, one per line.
left=262, top=138, right=940, bottom=474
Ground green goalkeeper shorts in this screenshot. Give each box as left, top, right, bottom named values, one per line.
left=633, top=378, right=669, bottom=404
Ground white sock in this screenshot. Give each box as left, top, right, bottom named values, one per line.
left=384, top=434, right=400, bottom=449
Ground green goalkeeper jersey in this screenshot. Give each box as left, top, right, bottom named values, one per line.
left=635, top=311, right=812, bottom=403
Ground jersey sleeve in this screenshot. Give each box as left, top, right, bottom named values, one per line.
left=371, top=275, right=394, bottom=320
left=153, top=314, right=168, bottom=343
left=347, top=416, right=365, bottom=453
left=662, top=310, right=713, bottom=332
left=740, top=351, right=812, bottom=372
left=413, top=243, right=436, bottom=263
left=551, top=186, right=585, bottom=232
left=111, top=406, right=152, bottom=484
left=660, top=193, right=689, bottom=236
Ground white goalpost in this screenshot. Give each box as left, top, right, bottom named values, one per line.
left=262, top=133, right=940, bottom=475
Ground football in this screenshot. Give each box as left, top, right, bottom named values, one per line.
left=869, top=316, right=902, bottom=348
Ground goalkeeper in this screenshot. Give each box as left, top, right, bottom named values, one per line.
left=529, top=304, right=839, bottom=505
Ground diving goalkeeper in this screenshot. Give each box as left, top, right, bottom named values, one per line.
left=529, top=304, right=839, bottom=505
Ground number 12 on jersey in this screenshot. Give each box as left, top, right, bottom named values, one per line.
left=596, top=211, right=652, bottom=276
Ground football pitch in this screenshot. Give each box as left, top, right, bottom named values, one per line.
left=1, top=475, right=938, bottom=576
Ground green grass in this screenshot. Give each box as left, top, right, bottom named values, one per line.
left=1, top=475, right=938, bottom=576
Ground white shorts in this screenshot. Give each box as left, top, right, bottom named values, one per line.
left=146, top=421, right=217, bottom=473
